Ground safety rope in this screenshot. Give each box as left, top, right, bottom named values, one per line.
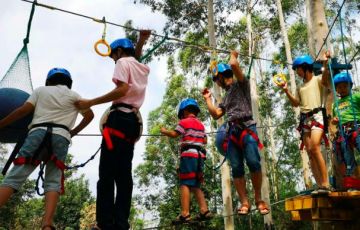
left=23, top=0, right=36, bottom=45
left=339, top=10, right=358, bottom=130
left=141, top=193, right=299, bottom=230
left=139, top=33, right=168, bottom=62
left=65, top=146, right=101, bottom=170
left=315, top=0, right=347, bottom=60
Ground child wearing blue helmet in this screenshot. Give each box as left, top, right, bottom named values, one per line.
left=161, top=98, right=213, bottom=223
left=331, top=72, right=360, bottom=180
left=0, top=68, right=94, bottom=230
left=76, top=32, right=150, bottom=230
left=279, top=53, right=331, bottom=194
left=203, top=51, right=269, bottom=215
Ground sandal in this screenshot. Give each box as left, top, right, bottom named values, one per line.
left=196, top=210, right=214, bottom=220
left=42, top=225, right=56, bottom=230
left=172, top=214, right=191, bottom=224
left=255, top=200, right=270, bottom=215
left=237, top=203, right=251, bottom=215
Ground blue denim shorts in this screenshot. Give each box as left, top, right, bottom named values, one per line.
left=227, top=124, right=261, bottom=177
left=1, top=129, right=70, bottom=193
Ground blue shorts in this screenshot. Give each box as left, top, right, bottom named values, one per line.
left=227, top=124, right=261, bottom=177
left=1, top=129, right=69, bottom=193
left=179, top=155, right=204, bottom=188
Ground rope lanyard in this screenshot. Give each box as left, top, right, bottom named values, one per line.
left=139, top=33, right=168, bottom=62
left=339, top=9, right=358, bottom=129
left=246, top=56, right=254, bottom=79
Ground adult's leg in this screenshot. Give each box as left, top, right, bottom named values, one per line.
left=303, top=132, right=322, bottom=186
left=112, top=111, right=139, bottom=230
left=227, top=135, right=248, bottom=206
left=96, top=140, right=115, bottom=229
left=309, top=130, right=329, bottom=187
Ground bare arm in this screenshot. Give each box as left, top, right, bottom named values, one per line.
left=70, top=109, right=94, bottom=137
left=229, top=50, right=245, bottom=82
left=135, top=30, right=151, bottom=60
left=0, top=102, right=34, bottom=129
left=321, top=51, right=331, bottom=88
left=160, top=127, right=180, bottom=138
left=75, top=81, right=129, bottom=110
left=202, top=89, right=224, bottom=119
left=282, top=83, right=300, bottom=107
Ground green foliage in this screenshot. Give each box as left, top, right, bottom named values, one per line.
left=54, top=175, right=93, bottom=229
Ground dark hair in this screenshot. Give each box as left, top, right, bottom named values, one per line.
left=299, top=63, right=313, bottom=73
left=219, top=69, right=233, bottom=78
left=112, top=47, right=135, bottom=57
left=46, top=74, right=73, bottom=89
left=184, top=105, right=200, bottom=116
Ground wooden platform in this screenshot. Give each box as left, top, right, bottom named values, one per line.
left=285, top=191, right=360, bottom=221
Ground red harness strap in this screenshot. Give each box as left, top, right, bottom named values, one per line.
left=179, top=172, right=204, bottom=183
left=229, top=128, right=263, bottom=150
left=298, top=120, right=329, bottom=150
left=102, top=126, right=135, bottom=151
left=13, top=155, right=66, bottom=194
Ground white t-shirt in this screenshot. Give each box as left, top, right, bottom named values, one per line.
left=112, top=57, right=150, bottom=109
left=27, top=85, right=83, bottom=141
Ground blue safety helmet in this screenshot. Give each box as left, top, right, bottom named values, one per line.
left=110, top=38, right=134, bottom=53
left=292, top=55, right=314, bottom=70
left=334, top=72, right=353, bottom=88
left=46, top=68, right=71, bottom=80
left=212, top=63, right=232, bottom=76
left=177, top=98, right=200, bottom=119
left=215, top=123, right=227, bottom=156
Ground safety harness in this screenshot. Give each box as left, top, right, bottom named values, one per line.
left=179, top=145, right=206, bottom=183
left=296, top=107, right=329, bottom=150
left=334, top=122, right=359, bottom=168
left=2, top=123, right=69, bottom=195
left=227, top=117, right=263, bottom=151
left=101, top=103, right=142, bottom=151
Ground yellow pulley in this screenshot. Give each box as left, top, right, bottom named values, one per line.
left=209, top=60, right=218, bottom=76
left=94, top=17, right=111, bottom=57
left=272, top=73, right=287, bottom=87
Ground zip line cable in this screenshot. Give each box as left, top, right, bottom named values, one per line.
left=348, top=46, right=360, bottom=64
left=19, top=0, right=290, bottom=65
left=73, top=124, right=282, bottom=138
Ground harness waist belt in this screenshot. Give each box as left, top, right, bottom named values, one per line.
left=31, top=122, right=69, bottom=132
left=230, top=116, right=253, bottom=124
left=111, top=103, right=134, bottom=110
left=301, top=107, right=323, bottom=118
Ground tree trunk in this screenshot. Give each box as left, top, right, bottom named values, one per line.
left=246, top=0, right=273, bottom=227
left=277, top=0, right=313, bottom=190
left=207, top=0, right=234, bottom=229
left=306, top=0, right=330, bottom=58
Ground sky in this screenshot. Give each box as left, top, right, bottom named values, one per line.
left=0, top=0, right=169, bottom=195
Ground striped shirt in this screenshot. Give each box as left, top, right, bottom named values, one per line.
left=175, top=115, right=206, bottom=158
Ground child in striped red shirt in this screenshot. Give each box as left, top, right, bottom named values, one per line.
left=161, top=98, right=213, bottom=223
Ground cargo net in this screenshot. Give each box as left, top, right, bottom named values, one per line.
left=0, top=45, right=33, bottom=94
